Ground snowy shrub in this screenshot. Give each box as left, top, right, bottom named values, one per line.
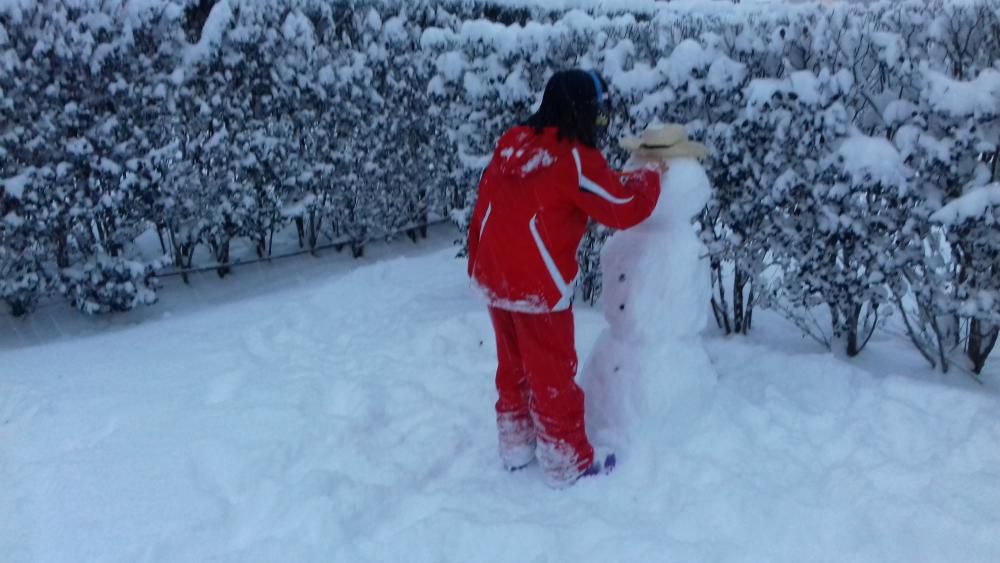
left=1, top=172, right=53, bottom=317
left=0, top=0, right=465, bottom=309
left=0, top=0, right=173, bottom=313
left=422, top=0, right=999, bottom=361
left=931, top=187, right=1000, bottom=375
left=720, top=69, right=900, bottom=355
left=766, top=136, right=915, bottom=357
left=692, top=57, right=755, bottom=335
left=895, top=184, right=1000, bottom=377
left=61, top=254, right=168, bottom=314
left=888, top=63, right=1000, bottom=375
left=1, top=0, right=998, bottom=377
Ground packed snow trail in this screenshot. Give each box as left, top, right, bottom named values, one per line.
left=2, top=245, right=1000, bottom=562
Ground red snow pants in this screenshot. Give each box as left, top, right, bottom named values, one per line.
left=488, top=306, right=594, bottom=485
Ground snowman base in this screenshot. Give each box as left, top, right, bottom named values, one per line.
left=581, top=334, right=715, bottom=449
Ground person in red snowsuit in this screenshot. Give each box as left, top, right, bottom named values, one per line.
left=467, top=69, right=663, bottom=487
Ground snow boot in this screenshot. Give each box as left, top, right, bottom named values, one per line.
left=506, top=459, right=534, bottom=472
left=502, top=446, right=536, bottom=472
left=578, top=449, right=616, bottom=481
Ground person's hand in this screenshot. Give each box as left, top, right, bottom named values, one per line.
left=641, top=159, right=669, bottom=175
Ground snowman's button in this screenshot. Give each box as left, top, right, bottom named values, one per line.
left=618, top=274, right=626, bottom=282
left=619, top=304, right=625, bottom=311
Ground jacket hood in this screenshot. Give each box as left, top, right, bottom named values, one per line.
left=494, top=127, right=570, bottom=179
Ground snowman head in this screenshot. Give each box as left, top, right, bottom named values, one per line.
left=660, top=159, right=712, bottom=218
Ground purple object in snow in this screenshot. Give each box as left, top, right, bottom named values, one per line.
left=581, top=452, right=616, bottom=478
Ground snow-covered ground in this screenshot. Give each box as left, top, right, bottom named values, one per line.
left=2, top=229, right=1000, bottom=563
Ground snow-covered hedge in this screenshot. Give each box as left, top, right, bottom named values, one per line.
left=2, top=0, right=998, bottom=374
left=1, top=0, right=463, bottom=315
left=425, top=0, right=1000, bottom=373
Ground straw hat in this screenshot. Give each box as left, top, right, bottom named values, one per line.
left=620, top=124, right=709, bottom=162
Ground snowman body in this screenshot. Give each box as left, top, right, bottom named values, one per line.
left=579, top=158, right=718, bottom=449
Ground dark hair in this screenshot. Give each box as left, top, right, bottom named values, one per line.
left=524, top=69, right=611, bottom=148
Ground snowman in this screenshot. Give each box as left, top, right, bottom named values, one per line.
left=580, top=124, right=719, bottom=452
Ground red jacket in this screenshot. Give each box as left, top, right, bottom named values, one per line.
left=467, top=126, right=661, bottom=312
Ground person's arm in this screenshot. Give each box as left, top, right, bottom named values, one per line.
left=467, top=163, right=494, bottom=277
left=568, top=146, right=662, bottom=230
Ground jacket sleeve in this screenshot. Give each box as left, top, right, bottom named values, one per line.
left=568, top=146, right=661, bottom=230
left=467, top=161, right=494, bottom=277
